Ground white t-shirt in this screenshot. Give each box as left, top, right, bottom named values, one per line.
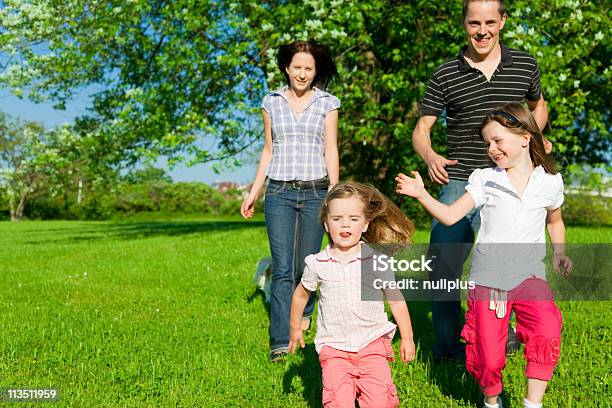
left=465, top=165, right=564, bottom=290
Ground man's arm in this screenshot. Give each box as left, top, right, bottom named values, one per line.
left=527, top=96, right=548, bottom=131
left=527, top=96, right=552, bottom=153
left=412, top=115, right=458, bottom=185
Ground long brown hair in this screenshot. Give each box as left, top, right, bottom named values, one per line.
left=478, top=102, right=557, bottom=174
left=320, top=182, right=414, bottom=245
left=277, top=40, right=338, bottom=90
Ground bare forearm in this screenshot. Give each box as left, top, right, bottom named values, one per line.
left=389, top=300, right=414, bottom=341
left=530, top=98, right=548, bottom=131
left=412, top=124, right=435, bottom=162
left=249, top=148, right=272, bottom=197
left=547, top=221, right=566, bottom=254
left=417, top=191, right=463, bottom=226
left=324, top=148, right=339, bottom=186
left=290, top=284, right=310, bottom=330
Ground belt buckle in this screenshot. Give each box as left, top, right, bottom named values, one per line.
left=291, top=180, right=299, bottom=189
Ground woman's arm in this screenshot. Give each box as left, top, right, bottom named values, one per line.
left=396, top=171, right=475, bottom=226
left=323, top=109, right=339, bottom=189
left=240, top=110, right=273, bottom=218
left=546, top=207, right=573, bottom=275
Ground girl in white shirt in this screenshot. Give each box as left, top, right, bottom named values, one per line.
left=289, top=181, right=416, bottom=408
left=396, top=102, right=572, bottom=408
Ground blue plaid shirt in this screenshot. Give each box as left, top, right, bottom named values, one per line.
left=262, top=86, right=340, bottom=181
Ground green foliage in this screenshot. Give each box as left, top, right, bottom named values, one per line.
left=504, top=1, right=611, bottom=166
left=123, top=166, right=173, bottom=184
left=3, top=179, right=251, bottom=220
left=562, top=193, right=611, bottom=226
left=0, top=111, right=121, bottom=220
left=0, top=0, right=264, bottom=167
left=0, top=0, right=609, bottom=206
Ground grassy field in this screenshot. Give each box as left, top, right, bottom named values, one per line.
left=0, top=218, right=609, bottom=407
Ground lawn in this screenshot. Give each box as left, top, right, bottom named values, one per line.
left=0, top=218, right=609, bottom=407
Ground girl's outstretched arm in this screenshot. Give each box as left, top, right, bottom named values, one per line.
left=395, top=171, right=475, bottom=226
left=288, top=283, right=311, bottom=353
left=385, top=290, right=415, bottom=363
left=546, top=208, right=573, bottom=276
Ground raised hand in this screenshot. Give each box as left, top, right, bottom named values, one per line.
left=395, top=171, right=426, bottom=199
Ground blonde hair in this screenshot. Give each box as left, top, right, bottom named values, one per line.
left=478, top=102, right=557, bottom=174
left=320, top=182, right=414, bottom=245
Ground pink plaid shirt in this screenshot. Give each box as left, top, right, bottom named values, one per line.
left=301, top=243, right=396, bottom=353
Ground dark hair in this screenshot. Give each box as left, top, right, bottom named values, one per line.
left=462, top=0, right=506, bottom=22
left=277, top=40, right=338, bottom=90
left=478, top=102, right=557, bottom=174
left=320, top=182, right=415, bottom=246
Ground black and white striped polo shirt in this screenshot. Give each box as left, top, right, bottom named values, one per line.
left=420, top=44, right=542, bottom=181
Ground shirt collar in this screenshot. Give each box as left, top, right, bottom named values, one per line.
left=457, top=43, right=513, bottom=73
left=493, top=165, right=546, bottom=196
left=270, top=85, right=325, bottom=98
left=316, top=241, right=371, bottom=264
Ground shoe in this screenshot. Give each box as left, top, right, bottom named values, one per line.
left=301, top=316, right=311, bottom=331
left=269, top=349, right=288, bottom=363
left=506, top=324, right=521, bottom=355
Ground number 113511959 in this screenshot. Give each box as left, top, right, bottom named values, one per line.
left=1, top=388, right=59, bottom=402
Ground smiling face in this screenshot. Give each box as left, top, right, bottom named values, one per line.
left=285, top=52, right=316, bottom=93
left=482, top=121, right=530, bottom=168
left=324, top=196, right=369, bottom=252
left=463, top=1, right=506, bottom=60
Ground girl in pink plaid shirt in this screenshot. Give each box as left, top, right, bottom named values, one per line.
left=289, top=182, right=416, bottom=408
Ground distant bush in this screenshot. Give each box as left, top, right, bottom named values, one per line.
left=562, top=193, right=611, bottom=226
left=0, top=181, right=248, bottom=220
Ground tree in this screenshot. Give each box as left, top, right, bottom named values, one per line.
left=123, top=165, right=172, bottom=184
left=1, top=0, right=265, bottom=168
left=1, top=0, right=609, bottom=212
left=0, top=112, right=49, bottom=220
left=0, top=112, right=108, bottom=220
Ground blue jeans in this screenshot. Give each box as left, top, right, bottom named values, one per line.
left=428, top=179, right=481, bottom=360
left=264, top=179, right=327, bottom=352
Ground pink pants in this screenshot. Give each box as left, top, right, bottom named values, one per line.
left=461, top=278, right=563, bottom=396
left=319, top=336, right=399, bottom=408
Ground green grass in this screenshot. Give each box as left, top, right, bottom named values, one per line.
left=0, top=219, right=610, bottom=407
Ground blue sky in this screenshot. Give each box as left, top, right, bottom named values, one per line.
left=0, top=89, right=258, bottom=185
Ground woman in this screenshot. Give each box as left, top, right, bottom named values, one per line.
left=240, top=40, right=340, bottom=362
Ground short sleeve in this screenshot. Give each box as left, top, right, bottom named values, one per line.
left=420, top=71, right=445, bottom=117
left=261, top=94, right=272, bottom=113
left=465, top=169, right=485, bottom=208
left=526, top=59, right=542, bottom=101
left=300, top=255, right=319, bottom=292
left=547, top=173, right=564, bottom=210
left=325, top=95, right=340, bottom=114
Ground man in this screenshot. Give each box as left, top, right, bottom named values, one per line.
left=413, top=0, right=549, bottom=364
